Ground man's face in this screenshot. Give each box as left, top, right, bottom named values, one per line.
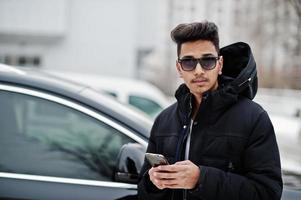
left=176, top=40, right=223, bottom=98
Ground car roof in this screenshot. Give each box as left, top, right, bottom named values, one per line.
left=0, top=64, right=152, bottom=138
left=42, top=70, right=170, bottom=107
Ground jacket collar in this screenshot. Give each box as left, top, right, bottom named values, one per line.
left=175, top=83, right=237, bottom=125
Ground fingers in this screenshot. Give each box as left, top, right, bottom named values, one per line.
left=174, top=160, right=192, bottom=165
left=157, top=164, right=185, bottom=172
left=154, top=171, right=177, bottom=179
left=148, top=161, right=200, bottom=190
left=149, top=171, right=180, bottom=189
left=149, top=166, right=179, bottom=190
left=149, top=167, right=178, bottom=179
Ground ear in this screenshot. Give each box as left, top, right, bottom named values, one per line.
left=218, top=56, right=223, bottom=75
left=176, top=61, right=183, bottom=78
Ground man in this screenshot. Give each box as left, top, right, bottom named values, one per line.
left=138, top=21, right=283, bottom=200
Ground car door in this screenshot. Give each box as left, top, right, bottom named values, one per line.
left=0, top=84, right=146, bottom=200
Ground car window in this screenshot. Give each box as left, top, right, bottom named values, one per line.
left=103, top=90, right=118, bottom=98
left=0, top=90, right=135, bottom=182
left=283, top=170, right=301, bottom=191
left=128, top=95, right=162, bottom=118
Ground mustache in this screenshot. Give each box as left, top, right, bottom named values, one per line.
left=191, top=77, right=209, bottom=83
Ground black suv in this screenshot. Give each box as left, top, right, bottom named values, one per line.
left=0, top=65, right=151, bottom=200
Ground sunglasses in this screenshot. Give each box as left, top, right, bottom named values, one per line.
left=178, top=56, right=219, bottom=71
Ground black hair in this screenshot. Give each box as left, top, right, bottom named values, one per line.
left=170, top=21, right=220, bottom=57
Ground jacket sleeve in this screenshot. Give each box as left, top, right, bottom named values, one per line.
left=137, top=118, right=172, bottom=200
left=189, top=111, right=283, bottom=200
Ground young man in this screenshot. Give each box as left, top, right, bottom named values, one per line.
left=138, top=22, right=283, bottom=200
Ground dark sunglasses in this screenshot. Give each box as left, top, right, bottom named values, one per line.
left=178, top=56, right=219, bottom=71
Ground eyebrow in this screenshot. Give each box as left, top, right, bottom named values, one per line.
left=202, top=53, right=217, bottom=57
left=180, top=53, right=217, bottom=59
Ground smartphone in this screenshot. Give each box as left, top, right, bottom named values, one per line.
left=145, top=153, right=169, bottom=167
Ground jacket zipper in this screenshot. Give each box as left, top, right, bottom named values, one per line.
left=183, top=120, right=194, bottom=200
left=183, top=190, right=187, bottom=200
left=176, top=94, right=194, bottom=200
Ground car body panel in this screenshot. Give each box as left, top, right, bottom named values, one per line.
left=0, top=174, right=137, bottom=200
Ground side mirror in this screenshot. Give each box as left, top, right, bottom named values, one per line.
left=115, top=143, right=146, bottom=184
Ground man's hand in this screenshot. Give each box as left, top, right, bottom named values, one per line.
left=148, top=160, right=200, bottom=190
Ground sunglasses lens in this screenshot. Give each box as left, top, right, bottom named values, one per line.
left=180, top=59, right=197, bottom=71
left=179, top=57, right=218, bottom=71
left=200, top=57, right=217, bottom=70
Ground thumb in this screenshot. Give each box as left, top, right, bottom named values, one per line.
left=175, top=160, right=191, bottom=165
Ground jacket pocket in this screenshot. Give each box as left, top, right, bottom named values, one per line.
left=202, top=131, right=246, bottom=173
left=203, top=131, right=247, bottom=158
left=201, top=157, right=241, bottom=173
left=201, top=157, right=229, bottom=171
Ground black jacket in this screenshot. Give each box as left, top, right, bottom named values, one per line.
left=138, top=42, right=283, bottom=200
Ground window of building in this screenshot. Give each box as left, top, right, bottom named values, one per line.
left=0, top=55, right=41, bottom=67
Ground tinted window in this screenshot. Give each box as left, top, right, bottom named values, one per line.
left=103, top=90, right=117, bottom=98
left=129, top=95, right=162, bottom=118
left=0, top=90, right=134, bottom=181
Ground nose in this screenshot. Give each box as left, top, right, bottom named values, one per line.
left=194, top=62, right=205, bottom=75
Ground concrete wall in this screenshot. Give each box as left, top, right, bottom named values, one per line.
left=0, top=0, right=138, bottom=78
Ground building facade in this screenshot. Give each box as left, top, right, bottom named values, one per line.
left=0, top=0, right=300, bottom=92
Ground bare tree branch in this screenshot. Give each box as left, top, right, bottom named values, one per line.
left=288, top=0, right=301, bottom=17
